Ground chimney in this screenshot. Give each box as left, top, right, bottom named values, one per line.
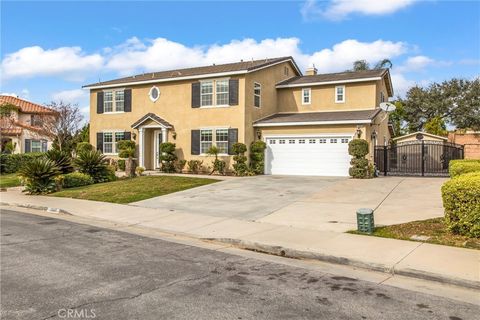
left=305, top=64, right=317, bottom=76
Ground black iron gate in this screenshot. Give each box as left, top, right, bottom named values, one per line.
left=374, top=141, right=464, bottom=177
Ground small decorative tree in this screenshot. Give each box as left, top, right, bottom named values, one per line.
left=117, top=140, right=136, bottom=177
left=348, top=139, right=372, bottom=179
left=249, top=140, right=267, bottom=175
left=232, top=143, right=248, bottom=176
left=159, top=142, right=177, bottom=173
left=207, top=146, right=226, bottom=175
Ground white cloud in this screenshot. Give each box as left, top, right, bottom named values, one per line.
left=305, top=39, right=407, bottom=73
left=21, top=89, right=30, bottom=99
left=397, top=55, right=434, bottom=72
left=51, top=89, right=87, bottom=104
left=105, top=37, right=304, bottom=76
left=105, top=37, right=406, bottom=76
left=302, top=0, right=417, bottom=21
left=1, top=46, right=104, bottom=81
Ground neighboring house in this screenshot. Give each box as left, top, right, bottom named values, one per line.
left=0, top=95, right=54, bottom=154
left=84, top=56, right=393, bottom=176
left=448, top=131, right=480, bottom=159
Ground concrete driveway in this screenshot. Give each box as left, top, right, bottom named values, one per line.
left=132, top=175, right=344, bottom=220
left=133, top=175, right=447, bottom=233
left=258, top=176, right=448, bottom=232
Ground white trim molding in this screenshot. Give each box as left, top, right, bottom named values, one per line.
left=276, top=77, right=382, bottom=89
left=253, top=119, right=371, bottom=127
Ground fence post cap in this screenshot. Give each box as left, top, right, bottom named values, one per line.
left=356, top=208, right=374, bottom=215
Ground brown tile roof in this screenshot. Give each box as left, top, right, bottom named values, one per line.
left=131, top=113, right=173, bottom=129
left=276, top=69, right=388, bottom=86
left=253, top=109, right=381, bottom=126
left=84, top=57, right=300, bottom=88
left=0, top=95, right=54, bottom=114
left=0, top=126, right=22, bottom=136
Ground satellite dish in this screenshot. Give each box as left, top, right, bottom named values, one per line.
left=380, top=102, right=396, bottom=112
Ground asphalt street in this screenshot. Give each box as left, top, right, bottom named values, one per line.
left=1, top=209, right=478, bottom=320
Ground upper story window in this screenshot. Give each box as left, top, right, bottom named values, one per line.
left=254, top=82, right=261, bottom=108
left=380, top=91, right=386, bottom=103
left=200, top=79, right=229, bottom=107
left=335, top=86, right=345, bottom=103
left=30, top=114, right=42, bottom=126
left=216, top=80, right=229, bottom=105
left=104, top=90, right=124, bottom=112
left=302, top=88, right=311, bottom=105
left=115, top=90, right=124, bottom=112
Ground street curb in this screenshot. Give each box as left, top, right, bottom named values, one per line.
left=0, top=202, right=72, bottom=215
left=205, top=238, right=480, bottom=291
left=3, top=201, right=478, bottom=291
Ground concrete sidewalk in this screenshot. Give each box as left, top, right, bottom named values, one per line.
left=1, top=189, right=478, bottom=290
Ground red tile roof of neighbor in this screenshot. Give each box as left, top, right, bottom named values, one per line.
left=0, top=95, right=55, bottom=114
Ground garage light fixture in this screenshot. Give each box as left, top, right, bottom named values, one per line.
left=356, top=126, right=362, bottom=138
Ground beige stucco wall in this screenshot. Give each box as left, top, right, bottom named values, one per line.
left=244, top=61, right=298, bottom=150
left=277, top=81, right=378, bottom=113
left=89, top=76, right=246, bottom=169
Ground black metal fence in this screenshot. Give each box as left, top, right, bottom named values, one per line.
left=375, top=141, right=464, bottom=177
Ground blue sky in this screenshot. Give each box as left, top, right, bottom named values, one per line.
left=1, top=0, right=479, bottom=120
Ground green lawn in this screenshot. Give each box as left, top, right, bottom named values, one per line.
left=348, top=218, right=480, bottom=250
left=51, top=175, right=219, bottom=204
left=0, top=173, right=21, bottom=188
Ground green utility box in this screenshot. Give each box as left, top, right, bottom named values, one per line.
left=357, top=208, right=375, bottom=233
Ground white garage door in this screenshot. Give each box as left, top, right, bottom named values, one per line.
left=265, top=136, right=352, bottom=176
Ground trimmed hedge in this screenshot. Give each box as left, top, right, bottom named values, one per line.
left=62, top=172, right=94, bottom=188
left=441, top=171, right=480, bottom=237
left=0, top=153, right=45, bottom=174
left=449, top=159, right=480, bottom=178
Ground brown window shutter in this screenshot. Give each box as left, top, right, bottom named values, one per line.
left=97, top=92, right=104, bottom=114
left=96, top=132, right=103, bottom=152
left=191, top=130, right=200, bottom=155
left=229, top=79, right=239, bottom=106
left=227, top=128, right=238, bottom=155
left=191, top=82, right=200, bottom=108
left=124, top=89, right=132, bottom=112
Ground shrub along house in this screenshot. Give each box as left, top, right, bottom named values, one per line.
left=84, top=56, right=393, bottom=176
left=0, top=95, right=55, bottom=154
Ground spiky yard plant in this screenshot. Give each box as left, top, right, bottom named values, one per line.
left=18, top=158, right=60, bottom=194
left=45, top=149, right=74, bottom=174
left=74, top=150, right=110, bottom=183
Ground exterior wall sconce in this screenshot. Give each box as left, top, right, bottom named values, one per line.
left=371, top=129, right=377, bottom=140
left=356, top=126, right=362, bottom=138
left=256, top=129, right=262, bottom=140
left=172, top=131, right=177, bottom=140
left=132, top=132, right=137, bottom=140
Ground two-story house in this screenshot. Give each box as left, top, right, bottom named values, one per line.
left=84, top=56, right=393, bottom=176
left=0, top=95, right=54, bottom=154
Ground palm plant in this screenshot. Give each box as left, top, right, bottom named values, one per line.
left=18, top=158, right=60, bottom=194
left=351, top=59, right=392, bottom=71
left=74, top=150, right=110, bottom=183
left=45, top=149, right=74, bottom=174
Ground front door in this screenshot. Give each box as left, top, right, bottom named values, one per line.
left=154, top=130, right=163, bottom=169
